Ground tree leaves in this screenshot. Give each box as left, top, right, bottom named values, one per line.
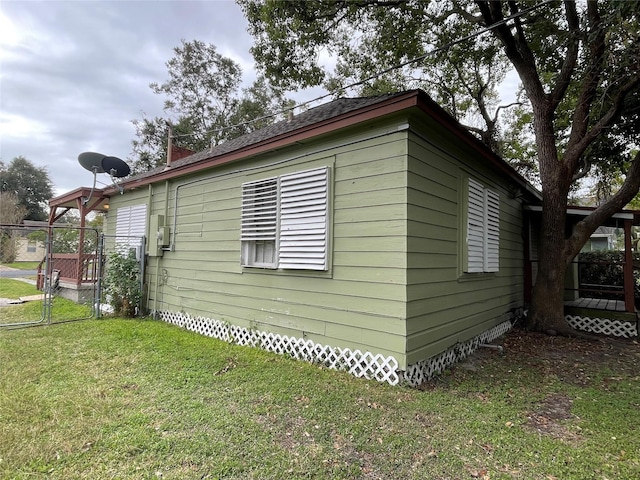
left=130, top=40, right=291, bottom=174
left=0, top=156, right=53, bottom=222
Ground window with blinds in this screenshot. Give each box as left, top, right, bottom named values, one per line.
left=466, top=178, right=500, bottom=273
left=115, top=204, right=147, bottom=258
left=241, top=167, right=329, bottom=270
left=241, top=177, right=278, bottom=267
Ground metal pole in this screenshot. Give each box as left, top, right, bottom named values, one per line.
left=95, top=233, right=105, bottom=318
left=43, top=226, right=53, bottom=324
left=624, top=219, right=634, bottom=313
left=138, top=236, right=146, bottom=316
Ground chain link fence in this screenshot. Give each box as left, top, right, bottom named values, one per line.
left=0, top=224, right=144, bottom=328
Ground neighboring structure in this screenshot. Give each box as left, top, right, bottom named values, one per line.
left=581, top=227, right=617, bottom=252
left=14, top=237, right=45, bottom=262
left=1, top=221, right=45, bottom=263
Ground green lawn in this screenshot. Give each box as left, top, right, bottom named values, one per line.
left=1, top=317, right=638, bottom=479
left=0, top=261, right=41, bottom=270
left=0, top=277, right=40, bottom=299
left=0, top=278, right=92, bottom=325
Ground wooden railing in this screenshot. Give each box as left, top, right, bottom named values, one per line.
left=37, top=254, right=98, bottom=289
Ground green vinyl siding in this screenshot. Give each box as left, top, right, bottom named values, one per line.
left=106, top=111, right=528, bottom=373
left=405, top=126, right=524, bottom=364
left=108, top=122, right=410, bottom=365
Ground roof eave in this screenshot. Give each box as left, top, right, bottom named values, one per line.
left=97, top=89, right=539, bottom=202
left=109, top=91, right=424, bottom=194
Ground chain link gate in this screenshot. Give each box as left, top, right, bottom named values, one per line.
left=1, top=225, right=146, bottom=328
left=1, top=225, right=98, bottom=327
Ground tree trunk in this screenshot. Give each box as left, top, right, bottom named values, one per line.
left=527, top=249, right=571, bottom=335
left=525, top=108, right=576, bottom=335
left=526, top=196, right=575, bottom=335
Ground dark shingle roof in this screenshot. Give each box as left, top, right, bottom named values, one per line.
left=126, top=92, right=409, bottom=183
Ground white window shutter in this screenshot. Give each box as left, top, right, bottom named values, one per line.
left=467, top=178, right=500, bottom=273
left=129, top=205, right=147, bottom=241
left=115, top=206, right=131, bottom=238
left=241, top=178, right=278, bottom=241
left=484, top=189, right=500, bottom=272
left=467, top=178, right=486, bottom=273
left=116, top=204, right=147, bottom=253
left=278, top=167, right=329, bottom=270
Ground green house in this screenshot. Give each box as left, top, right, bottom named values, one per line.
left=82, top=90, right=544, bottom=385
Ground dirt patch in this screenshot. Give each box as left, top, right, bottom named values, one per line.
left=525, top=393, right=581, bottom=442
left=501, top=329, right=640, bottom=386
left=422, top=328, right=639, bottom=444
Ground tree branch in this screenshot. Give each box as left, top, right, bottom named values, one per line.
left=566, top=73, right=640, bottom=166
left=567, top=149, right=640, bottom=260
left=548, top=0, right=580, bottom=109
left=476, top=1, right=547, bottom=102
left=461, top=124, right=485, bottom=136
left=564, top=0, right=607, bottom=171
left=492, top=102, right=522, bottom=124
left=452, top=4, right=484, bottom=24
left=315, top=0, right=408, bottom=19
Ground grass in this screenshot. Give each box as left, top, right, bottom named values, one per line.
left=1, top=319, right=639, bottom=479
left=0, top=261, right=41, bottom=270
left=0, top=278, right=93, bottom=325
left=0, top=278, right=39, bottom=299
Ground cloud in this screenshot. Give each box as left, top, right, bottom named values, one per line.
left=0, top=0, right=256, bottom=196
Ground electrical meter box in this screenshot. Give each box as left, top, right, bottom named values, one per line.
left=149, top=214, right=170, bottom=256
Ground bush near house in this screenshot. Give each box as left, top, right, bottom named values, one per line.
left=577, top=251, right=640, bottom=302
left=102, top=250, right=142, bottom=317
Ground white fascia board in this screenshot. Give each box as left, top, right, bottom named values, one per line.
left=524, top=205, right=634, bottom=220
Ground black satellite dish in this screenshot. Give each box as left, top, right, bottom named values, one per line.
left=78, top=151, right=131, bottom=204
left=78, top=151, right=107, bottom=173
left=101, top=156, right=130, bottom=178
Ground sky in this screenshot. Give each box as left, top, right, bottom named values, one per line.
left=1, top=1, right=523, bottom=200
left=0, top=0, right=265, bottom=196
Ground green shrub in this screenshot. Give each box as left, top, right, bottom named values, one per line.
left=577, top=250, right=640, bottom=301
left=103, top=250, right=141, bottom=317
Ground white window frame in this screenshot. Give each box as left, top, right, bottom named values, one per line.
left=241, top=167, right=329, bottom=271
left=466, top=178, right=499, bottom=273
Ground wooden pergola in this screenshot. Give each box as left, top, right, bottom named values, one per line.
left=44, top=187, right=110, bottom=287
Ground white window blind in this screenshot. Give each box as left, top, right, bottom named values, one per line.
left=279, top=167, right=328, bottom=270
left=484, top=189, right=500, bottom=272
left=466, top=178, right=499, bottom=273
left=240, top=167, right=329, bottom=271
left=467, top=179, right=486, bottom=273
left=241, top=177, right=278, bottom=267
left=241, top=178, right=278, bottom=242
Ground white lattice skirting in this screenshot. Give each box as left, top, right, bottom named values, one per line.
left=566, top=314, right=638, bottom=338
left=403, top=319, right=514, bottom=387
left=158, top=311, right=400, bottom=385
left=158, top=311, right=517, bottom=387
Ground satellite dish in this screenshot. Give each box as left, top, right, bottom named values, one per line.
left=78, top=151, right=131, bottom=205
left=101, top=156, right=130, bottom=178
left=78, top=152, right=107, bottom=173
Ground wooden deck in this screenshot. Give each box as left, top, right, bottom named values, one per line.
left=565, top=297, right=626, bottom=312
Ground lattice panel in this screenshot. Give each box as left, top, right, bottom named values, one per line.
left=158, top=311, right=400, bottom=385
left=403, top=319, right=514, bottom=387
left=566, top=314, right=638, bottom=338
